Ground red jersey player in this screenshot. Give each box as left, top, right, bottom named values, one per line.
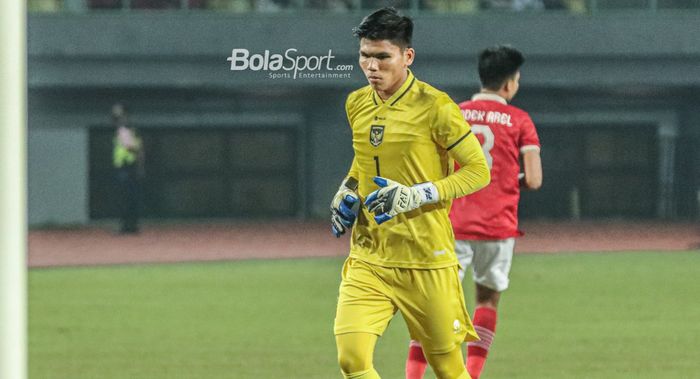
left=406, top=45, right=542, bottom=379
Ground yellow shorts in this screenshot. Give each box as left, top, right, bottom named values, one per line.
left=334, top=258, right=479, bottom=354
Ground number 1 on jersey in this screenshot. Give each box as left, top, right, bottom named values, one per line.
left=373, top=156, right=381, bottom=176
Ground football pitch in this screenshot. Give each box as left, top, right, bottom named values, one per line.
left=29, top=251, right=700, bottom=378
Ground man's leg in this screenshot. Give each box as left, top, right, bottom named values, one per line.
left=466, top=238, right=514, bottom=379
left=425, top=347, right=470, bottom=379
left=467, top=285, right=500, bottom=379
left=399, top=264, right=478, bottom=379
left=336, top=332, right=381, bottom=379
left=405, top=340, right=427, bottom=379
left=116, top=169, right=130, bottom=233
left=405, top=241, right=475, bottom=379
left=124, top=171, right=139, bottom=232
left=334, top=259, right=396, bottom=379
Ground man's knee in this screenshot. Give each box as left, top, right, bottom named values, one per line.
left=338, top=349, right=371, bottom=374
left=336, top=333, right=376, bottom=374
left=475, top=283, right=501, bottom=307
left=432, top=361, right=469, bottom=379
left=426, top=347, right=468, bottom=379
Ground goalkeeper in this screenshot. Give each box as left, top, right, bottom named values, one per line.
left=330, top=7, right=491, bottom=379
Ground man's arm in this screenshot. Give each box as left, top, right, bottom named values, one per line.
left=364, top=98, right=490, bottom=224
left=518, top=113, right=542, bottom=191
left=431, top=97, right=491, bottom=200
left=343, top=92, right=360, bottom=181
left=520, top=149, right=542, bottom=190
left=433, top=132, right=490, bottom=200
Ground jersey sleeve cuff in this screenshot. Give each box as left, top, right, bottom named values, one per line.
left=520, top=145, right=540, bottom=154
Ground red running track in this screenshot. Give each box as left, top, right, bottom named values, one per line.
left=28, top=221, right=700, bottom=268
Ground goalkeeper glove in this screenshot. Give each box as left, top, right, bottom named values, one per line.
left=364, top=176, right=439, bottom=225
left=330, top=177, right=360, bottom=237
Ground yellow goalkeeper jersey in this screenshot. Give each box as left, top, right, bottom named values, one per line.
left=345, top=70, right=490, bottom=269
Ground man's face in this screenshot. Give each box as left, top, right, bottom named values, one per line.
left=359, top=38, right=414, bottom=97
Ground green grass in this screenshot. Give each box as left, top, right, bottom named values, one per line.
left=29, top=251, right=700, bottom=378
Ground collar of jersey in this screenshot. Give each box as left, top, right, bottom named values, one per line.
left=372, top=69, right=416, bottom=107
left=471, top=92, right=507, bottom=105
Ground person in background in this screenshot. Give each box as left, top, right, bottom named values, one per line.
left=405, top=45, right=542, bottom=379
left=112, top=103, right=144, bottom=234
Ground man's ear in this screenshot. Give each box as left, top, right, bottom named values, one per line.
left=502, top=79, right=513, bottom=93
left=404, top=47, right=415, bottom=66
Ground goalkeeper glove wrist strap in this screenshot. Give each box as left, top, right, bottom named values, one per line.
left=413, top=182, right=439, bottom=205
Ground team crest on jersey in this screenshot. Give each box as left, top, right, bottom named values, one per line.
left=370, top=125, right=384, bottom=147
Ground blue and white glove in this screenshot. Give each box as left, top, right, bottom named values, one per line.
left=331, top=177, right=360, bottom=237
left=364, top=176, right=439, bottom=224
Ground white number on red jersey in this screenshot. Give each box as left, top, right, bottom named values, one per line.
left=470, top=124, right=495, bottom=169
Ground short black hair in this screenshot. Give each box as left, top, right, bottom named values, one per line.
left=478, top=45, right=525, bottom=90
left=352, top=7, right=413, bottom=49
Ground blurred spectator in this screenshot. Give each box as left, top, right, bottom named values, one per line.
left=28, top=0, right=63, bottom=11
left=112, top=103, right=144, bottom=235
left=563, top=0, right=586, bottom=12
left=88, top=0, right=205, bottom=9
left=131, top=0, right=182, bottom=8
left=254, top=0, right=287, bottom=11
left=189, top=0, right=207, bottom=7
left=594, top=0, right=643, bottom=9
left=305, top=0, right=357, bottom=10
left=479, top=0, right=543, bottom=10
left=306, top=0, right=355, bottom=11
left=87, top=0, right=123, bottom=8
left=361, top=0, right=411, bottom=10
left=658, top=0, right=700, bottom=9
left=206, top=0, right=254, bottom=12
left=422, top=0, right=477, bottom=13
left=542, top=0, right=565, bottom=9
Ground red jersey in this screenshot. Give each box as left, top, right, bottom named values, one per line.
left=450, top=93, right=540, bottom=240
